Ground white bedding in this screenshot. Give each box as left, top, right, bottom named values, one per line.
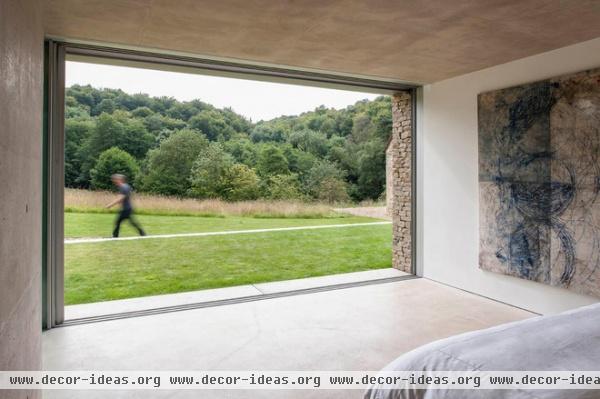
left=364, top=303, right=600, bottom=399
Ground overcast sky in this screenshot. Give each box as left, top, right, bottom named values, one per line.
left=66, top=61, right=380, bottom=122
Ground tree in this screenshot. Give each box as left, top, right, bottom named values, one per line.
left=304, top=160, right=346, bottom=197
left=64, top=85, right=394, bottom=203
left=334, top=112, right=353, bottom=137
left=318, top=117, right=337, bottom=137
left=143, top=114, right=186, bottom=135
left=77, top=112, right=154, bottom=186
left=223, top=137, right=259, bottom=167
left=148, top=96, right=176, bottom=114
left=288, top=129, right=329, bottom=157
left=166, top=102, right=201, bottom=121
left=77, top=112, right=125, bottom=186
left=250, top=123, right=288, bottom=143
left=69, top=85, right=94, bottom=109
left=283, top=146, right=316, bottom=177
left=350, top=113, right=375, bottom=143
left=120, top=116, right=155, bottom=159
left=131, top=106, right=154, bottom=118
left=314, top=177, right=349, bottom=203
left=93, top=98, right=116, bottom=115
left=65, top=99, right=90, bottom=119
left=368, top=97, right=393, bottom=142
left=263, top=174, right=304, bottom=200
left=189, top=144, right=260, bottom=200
left=189, top=110, right=235, bottom=141
left=64, top=119, right=94, bottom=187
left=189, top=143, right=235, bottom=198
left=222, top=164, right=260, bottom=201
left=257, top=145, right=289, bottom=177
left=221, top=107, right=252, bottom=133
left=356, top=139, right=386, bottom=200
left=139, top=129, right=208, bottom=196
left=90, top=147, right=139, bottom=190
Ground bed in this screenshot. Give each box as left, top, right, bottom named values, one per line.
left=364, top=303, right=600, bottom=399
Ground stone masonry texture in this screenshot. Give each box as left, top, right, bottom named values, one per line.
left=390, top=92, right=412, bottom=273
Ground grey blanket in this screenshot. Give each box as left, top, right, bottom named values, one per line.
left=364, top=303, right=600, bottom=399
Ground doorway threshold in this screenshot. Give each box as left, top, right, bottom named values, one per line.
left=62, top=268, right=414, bottom=326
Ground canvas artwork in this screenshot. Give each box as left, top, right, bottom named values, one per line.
left=478, top=67, right=600, bottom=297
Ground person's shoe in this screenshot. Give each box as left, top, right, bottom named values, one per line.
left=140, top=231, right=146, bottom=236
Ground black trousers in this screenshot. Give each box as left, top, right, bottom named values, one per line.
left=113, top=209, right=145, bottom=237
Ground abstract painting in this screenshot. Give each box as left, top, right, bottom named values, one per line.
left=478, top=67, right=600, bottom=297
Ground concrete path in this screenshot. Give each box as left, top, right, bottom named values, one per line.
left=334, top=206, right=390, bottom=220
left=64, top=221, right=392, bottom=245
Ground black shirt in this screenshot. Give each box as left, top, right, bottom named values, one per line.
left=119, top=183, right=132, bottom=211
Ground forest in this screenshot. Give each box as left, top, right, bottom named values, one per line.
left=65, top=84, right=392, bottom=203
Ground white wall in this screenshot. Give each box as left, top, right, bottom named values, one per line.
left=418, top=37, right=600, bottom=315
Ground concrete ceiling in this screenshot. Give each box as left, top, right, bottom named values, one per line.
left=44, top=0, right=600, bottom=84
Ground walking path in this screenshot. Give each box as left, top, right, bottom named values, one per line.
left=64, top=221, right=392, bottom=244
left=334, top=206, right=390, bottom=220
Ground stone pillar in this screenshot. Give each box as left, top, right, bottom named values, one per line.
left=385, top=137, right=395, bottom=215
left=390, top=92, right=412, bottom=273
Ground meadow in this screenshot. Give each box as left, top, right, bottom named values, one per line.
left=65, top=188, right=340, bottom=218
left=64, top=189, right=392, bottom=305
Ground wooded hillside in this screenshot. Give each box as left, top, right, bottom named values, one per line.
left=65, top=84, right=392, bottom=202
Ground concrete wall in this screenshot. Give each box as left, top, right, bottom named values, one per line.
left=0, top=1, right=44, bottom=397
left=419, top=37, right=600, bottom=315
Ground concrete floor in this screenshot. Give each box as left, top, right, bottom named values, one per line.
left=43, top=278, right=533, bottom=399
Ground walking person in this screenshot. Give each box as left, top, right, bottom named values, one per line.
left=106, top=174, right=146, bottom=238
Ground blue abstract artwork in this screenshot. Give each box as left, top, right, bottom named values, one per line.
left=478, top=68, right=600, bottom=296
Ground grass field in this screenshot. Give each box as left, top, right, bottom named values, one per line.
left=65, top=222, right=392, bottom=304
left=65, top=212, right=377, bottom=238
left=64, top=190, right=392, bottom=305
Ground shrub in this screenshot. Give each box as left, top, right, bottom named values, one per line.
left=314, top=177, right=349, bottom=203
left=90, top=147, right=139, bottom=190
left=264, top=174, right=304, bottom=200
left=223, top=164, right=260, bottom=201
left=304, top=160, right=346, bottom=197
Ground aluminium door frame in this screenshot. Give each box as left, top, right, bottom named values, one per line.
left=43, top=39, right=419, bottom=329
left=44, top=40, right=66, bottom=329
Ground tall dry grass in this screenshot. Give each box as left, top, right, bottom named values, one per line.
left=65, top=189, right=342, bottom=219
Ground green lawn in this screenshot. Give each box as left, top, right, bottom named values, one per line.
left=65, top=212, right=379, bottom=238
left=65, top=212, right=392, bottom=305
